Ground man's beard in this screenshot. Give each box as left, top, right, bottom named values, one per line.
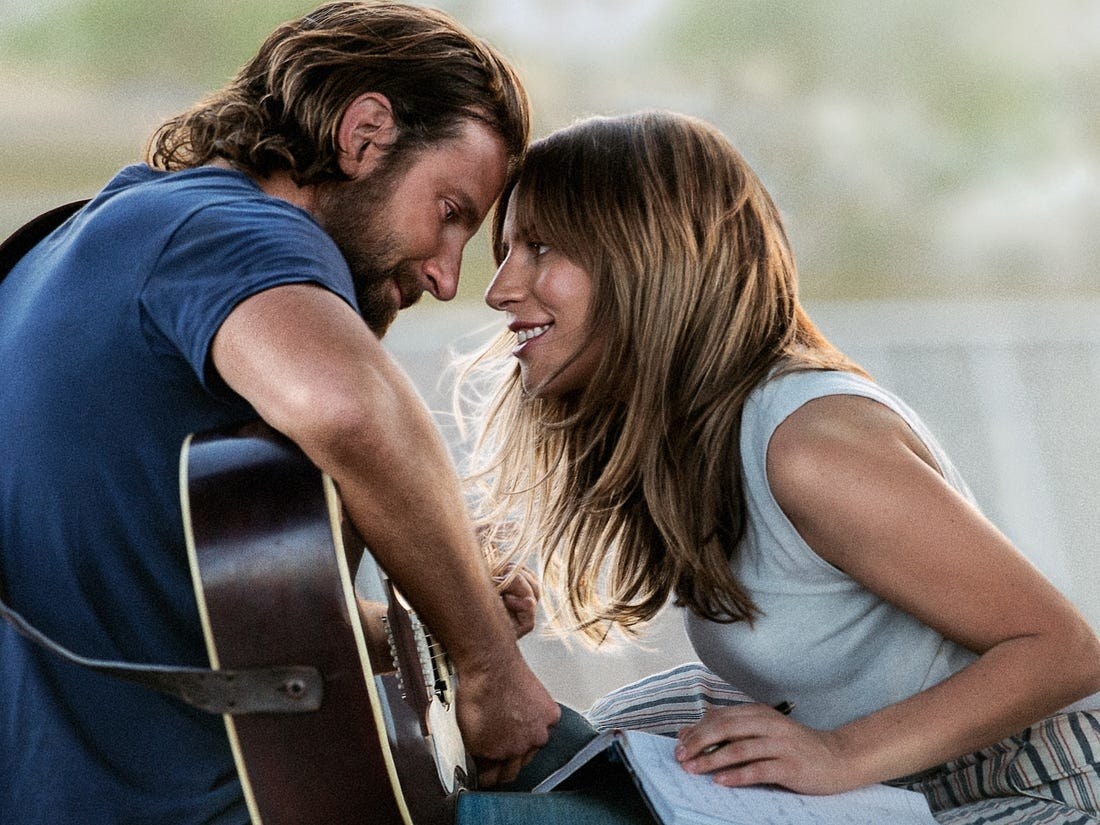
left=313, top=164, right=421, bottom=337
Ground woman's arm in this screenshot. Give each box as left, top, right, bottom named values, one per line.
left=676, top=393, right=1100, bottom=793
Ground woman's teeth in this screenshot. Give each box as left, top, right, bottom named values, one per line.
left=517, top=324, right=550, bottom=344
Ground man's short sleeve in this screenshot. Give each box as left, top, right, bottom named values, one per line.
left=139, top=197, right=357, bottom=390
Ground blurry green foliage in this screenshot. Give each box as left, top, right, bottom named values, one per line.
left=2, top=0, right=317, bottom=87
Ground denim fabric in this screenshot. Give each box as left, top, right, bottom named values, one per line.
left=456, top=784, right=654, bottom=825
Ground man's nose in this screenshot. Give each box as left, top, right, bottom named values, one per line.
left=423, top=250, right=461, bottom=301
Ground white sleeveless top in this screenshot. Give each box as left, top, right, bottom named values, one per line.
left=685, top=369, right=979, bottom=729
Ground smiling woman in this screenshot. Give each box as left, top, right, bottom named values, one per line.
left=456, top=110, right=1100, bottom=824
left=486, top=205, right=601, bottom=397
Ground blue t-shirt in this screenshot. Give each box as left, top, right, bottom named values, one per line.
left=0, top=165, right=356, bottom=824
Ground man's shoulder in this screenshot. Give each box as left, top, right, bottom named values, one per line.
left=95, top=164, right=326, bottom=248
left=103, top=164, right=268, bottom=211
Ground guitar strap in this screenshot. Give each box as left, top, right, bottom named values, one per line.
left=0, top=199, right=88, bottom=275
left=0, top=200, right=323, bottom=716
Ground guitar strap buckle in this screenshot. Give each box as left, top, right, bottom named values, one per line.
left=150, top=665, right=325, bottom=715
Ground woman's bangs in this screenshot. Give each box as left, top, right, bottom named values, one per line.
left=507, top=180, right=543, bottom=245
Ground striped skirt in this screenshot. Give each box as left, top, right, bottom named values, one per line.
left=584, top=662, right=1100, bottom=825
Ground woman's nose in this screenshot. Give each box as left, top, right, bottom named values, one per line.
left=485, top=256, right=523, bottom=310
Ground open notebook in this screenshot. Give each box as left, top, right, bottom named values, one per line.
left=533, top=728, right=938, bottom=825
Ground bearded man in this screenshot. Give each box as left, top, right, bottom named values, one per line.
left=0, top=4, right=559, bottom=823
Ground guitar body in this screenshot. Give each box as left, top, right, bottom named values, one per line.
left=180, top=424, right=472, bottom=825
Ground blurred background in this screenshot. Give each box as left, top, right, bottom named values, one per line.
left=4, top=0, right=1099, bottom=300
left=2, top=0, right=1097, bottom=707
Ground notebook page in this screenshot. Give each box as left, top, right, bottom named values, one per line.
left=620, top=730, right=938, bottom=825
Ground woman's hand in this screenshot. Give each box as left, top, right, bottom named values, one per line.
left=674, top=704, right=860, bottom=796
left=493, top=563, right=540, bottom=639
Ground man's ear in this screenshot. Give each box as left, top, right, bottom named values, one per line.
left=336, top=92, right=398, bottom=178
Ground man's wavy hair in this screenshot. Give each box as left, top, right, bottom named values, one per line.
left=462, top=111, right=867, bottom=643
left=146, top=1, right=529, bottom=184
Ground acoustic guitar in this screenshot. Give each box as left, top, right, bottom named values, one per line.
left=181, top=423, right=473, bottom=825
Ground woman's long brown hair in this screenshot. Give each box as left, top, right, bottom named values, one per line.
left=461, top=111, right=865, bottom=643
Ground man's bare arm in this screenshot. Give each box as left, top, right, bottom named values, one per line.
left=211, top=283, right=559, bottom=782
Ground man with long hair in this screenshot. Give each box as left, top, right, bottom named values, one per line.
left=0, top=3, right=558, bottom=822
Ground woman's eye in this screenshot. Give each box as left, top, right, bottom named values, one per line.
left=530, top=242, right=551, bottom=256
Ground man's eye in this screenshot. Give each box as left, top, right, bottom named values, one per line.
left=443, top=202, right=457, bottom=221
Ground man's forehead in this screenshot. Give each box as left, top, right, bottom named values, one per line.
left=435, top=119, right=509, bottom=211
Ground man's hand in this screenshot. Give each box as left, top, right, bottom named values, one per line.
left=455, top=650, right=560, bottom=787
left=493, top=564, right=540, bottom=639
left=460, top=562, right=553, bottom=784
